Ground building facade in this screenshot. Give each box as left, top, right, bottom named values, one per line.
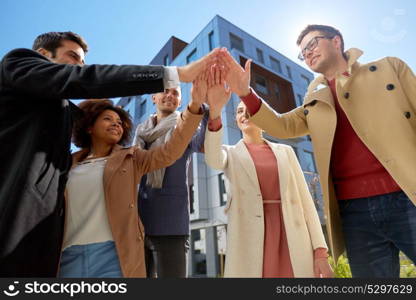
left=117, top=15, right=323, bottom=278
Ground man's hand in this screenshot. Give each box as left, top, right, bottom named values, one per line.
left=189, top=70, right=209, bottom=113
left=218, top=49, right=251, bottom=97
left=207, top=64, right=231, bottom=120
left=177, top=48, right=220, bottom=83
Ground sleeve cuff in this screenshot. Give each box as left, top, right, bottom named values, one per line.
left=208, top=117, right=222, bottom=132
left=163, top=66, right=180, bottom=89
left=314, top=247, right=329, bottom=260
left=240, top=87, right=262, bottom=115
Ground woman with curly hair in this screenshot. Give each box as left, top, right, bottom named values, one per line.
left=59, top=79, right=207, bottom=278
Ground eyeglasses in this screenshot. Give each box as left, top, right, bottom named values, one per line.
left=298, top=35, right=333, bottom=61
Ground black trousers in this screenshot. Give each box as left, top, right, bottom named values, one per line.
left=144, top=235, right=189, bottom=278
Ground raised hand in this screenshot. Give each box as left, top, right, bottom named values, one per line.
left=190, top=69, right=209, bottom=107
left=207, top=64, right=231, bottom=120
left=177, top=48, right=220, bottom=83
left=218, top=48, right=251, bottom=97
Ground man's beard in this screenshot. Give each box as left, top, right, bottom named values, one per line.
left=159, top=107, right=175, bottom=115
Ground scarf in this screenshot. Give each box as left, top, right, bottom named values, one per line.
left=133, top=111, right=180, bottom=188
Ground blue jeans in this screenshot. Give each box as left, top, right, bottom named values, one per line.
left=338, top=191, right=416, bottom=278
left=59, top=241, right=123, bottom=278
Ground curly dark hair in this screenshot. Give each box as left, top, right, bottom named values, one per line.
left=73, top=99, right=133, bottom=148
left=32, top=31, right=88, bottom=56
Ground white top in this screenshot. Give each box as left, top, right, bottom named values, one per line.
left=63, top=157, right=114, bottom=250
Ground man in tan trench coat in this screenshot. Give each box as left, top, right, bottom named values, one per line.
left=219, top=24, right=416, bottom=278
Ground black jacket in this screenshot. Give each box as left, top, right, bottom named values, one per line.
left=0, top=48, right=165, bottom=276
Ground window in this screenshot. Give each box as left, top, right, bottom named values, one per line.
left=292, top=147, right=298, bottom=158
left=296, top=94, right=304, bottom=107
left=187, top=49, right=198, bottom=63
left=301, top=74, right=311, bottom=86
left=229, top=33, right=244, bottom=52
left=191, top=229, right=207, bottom=276
left=256, top=48, right=264, bottom=64
left=270, top=56, right=282, bottom=73
left=216, top=225, right=227, bottom=277
left=189, top=184, right=195, bottom=213
left=286, top=65, right=292, bottom=79
left=254, top=74, right=268, bottom=95
left=163, top=54, right=169, bottom=66
left=304, top=150, right=317, bottom=172
left=218, top=173, right=227, bottom=206
left=139, top=100, right=146, bottom=118
left=274, top=83, right=280, bottom=99
left=208, top=31, right=215, bottom=51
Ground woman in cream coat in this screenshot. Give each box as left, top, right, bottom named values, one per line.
left=204, top=69, right=332, bottom=278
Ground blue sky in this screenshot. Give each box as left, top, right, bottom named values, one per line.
left=1, top=0, right=415, bottom=72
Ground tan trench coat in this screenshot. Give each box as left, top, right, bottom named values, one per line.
left=204, top=128, right=327, bottom=277
left=65, top=108, right=203, bottom=277
left=249, top=48, right=416, bottom=261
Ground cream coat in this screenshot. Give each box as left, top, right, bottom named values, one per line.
left=204, top=128, right=327, bottom=277
left=249, top=48, right=416, bottom=262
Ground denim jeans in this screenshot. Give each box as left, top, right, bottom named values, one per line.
left=338, top=191, right=416, bottom=278
left=59, top=241, right=123, bottom=278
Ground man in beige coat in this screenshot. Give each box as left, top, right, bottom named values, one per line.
left=220, top=24, right=416, bottom=278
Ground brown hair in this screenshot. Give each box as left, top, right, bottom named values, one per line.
left=32, top=31, right=88, bottom=56
left=296, top=24, right=347, bottom=60
left=73, top=99, right=133, bottom=148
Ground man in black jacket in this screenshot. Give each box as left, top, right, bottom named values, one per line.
left=0, top=31, right=219, bottom=277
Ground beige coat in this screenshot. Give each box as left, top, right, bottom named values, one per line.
left=204, top=128, right=327, bottom=277
left=66, top=108, right=203, bottom=277
left=249, top=48, right=416, bottom=262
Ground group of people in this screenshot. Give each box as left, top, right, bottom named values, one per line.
left=0, top=24, right=415, bottom=279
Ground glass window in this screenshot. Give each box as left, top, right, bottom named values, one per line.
left=229, top=33, right=244, bottom=52
left=189, top=184, right=195, bottom=214
left=192, top=229, right=207, bottom=276
left=270, top=56, right=282, bottom=73
left=304, top=150, right=317, bottom=172
left=296, top=94, right=304, bottom=107
left=216, top=225, right=227, bottom=277
left=186, top=49, right=198, bottom=63
left=163, top=54, right=169, bottom=66
left=208, top=31, right=215, bottom=51
left=139, top=100, right=146, bottom=118
left=301, top=74, right=311, bottom=86
left=256, top=48, right=264, bottom=64
left=274, top=83, right=280, bottom=100
left=286, top=65, right=292, bottom=79
left=218, top=173, right=227, bottom=206
left=292, top=147, right=298, bottom=159
left=254, top=74, right=268, bottom=95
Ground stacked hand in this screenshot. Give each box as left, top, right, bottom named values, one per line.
left=206, top=64, right=231, bottom=119
left=178, top=48, right=222, bottom=83
left=218, top=48, right=252, bottom=97
left=189, top=69, right=209, bottom=113
left=186, top=47, right=252, bottom=116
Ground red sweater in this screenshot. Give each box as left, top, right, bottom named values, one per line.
left=240, top=86, right=401, bottom=200
left=327, top=78, right=400, bottom=199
